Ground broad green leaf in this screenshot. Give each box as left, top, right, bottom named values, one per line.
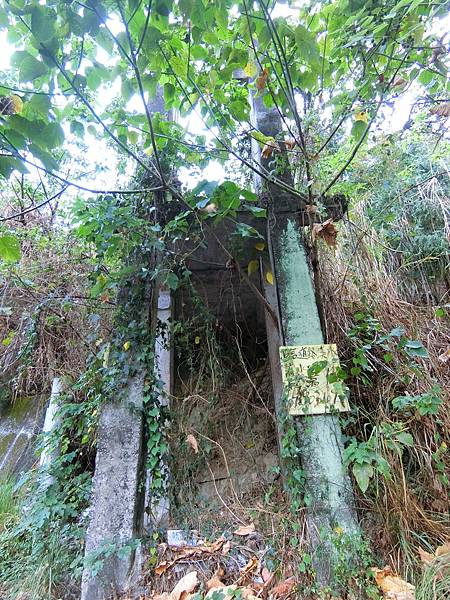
left=352, top=462, right=373, bottom=493
left=0, top=156, right=28, bottom=178
left=395, top=432, right=414, bottom=447
left=0, top=235, right=21, bottom=262
left=29, top=143, right=59, bottom=172
left=20, top=54, right=48, bottom=82
left=31, top=7, right=55, bottom=43
left=26, top=94, right=51, bottom=117
left=294, top=25, right=321, bottom=69
left=351, top=120, right=368, bottom=142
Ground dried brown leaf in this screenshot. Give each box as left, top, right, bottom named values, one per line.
left=170, top=571, right=198, bottom=600
left=233, top=523, right=255, bottom=536
left=262, top=140, right=281, bottom=159
left=438, top=347, right=450, bottom=363
left=186, top=434, right=199, bottom=454
left=222, top=540, right=231, bottom=555
left=256, top=68, right=269, bottom=91
left=372, top=567, right=415, bottom=600
left=435, top=542, right=450, bottom=557
left=206, top=576, right=226, bottom=591
left=311, top=218, right=338, bottom=247
left=418, top=547, right=435, bottom=565
left=270, top=576, right=296, bottom=599
left=240, top=556, right=258, bottom=575
left=392, top=76, right=407, bottom=89
left=156, top=538, right=226, bottom=575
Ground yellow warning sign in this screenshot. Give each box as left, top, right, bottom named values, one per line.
left=279, top=344, right=350, bottom=416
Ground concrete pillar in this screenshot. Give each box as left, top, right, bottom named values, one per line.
left=80, top=374, right=148, bottom=600
left=39, top=377, right=64, bottom=488
left=249, top=91, right=360, bottom=587
left=145, top=287, right=173, bottom=530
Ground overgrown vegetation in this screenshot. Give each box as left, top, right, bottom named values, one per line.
left=0, top=0, right=449, bottom=598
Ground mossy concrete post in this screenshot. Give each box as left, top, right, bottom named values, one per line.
left=250, top=93, right=360, bottom=586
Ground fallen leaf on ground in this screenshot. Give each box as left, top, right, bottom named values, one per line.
left=240, top=556, right=258, bottom=575
left=311, top=218, right=338, bottom=248
left=222, top=540, right=231, bottom=555
left=261, top=567, right=273, bottom=583
left=372, top=567, right=415, bottom=600
left=206, top=575, right=226, bottom=591
left=270, top=577, right=296, bottom=599
left=418, top=547, right=435, bottom=565
left=156, top=538, right=226, bottom=575
left=436, top=542, right=450, bottom=557
left=233, top=523, right=255, bottom=536
left=170, top=571, right=198, bottom=600
left=438, top=347, right=450, bottom=363
left=419, top=542, right=450, bottom=580
left=186, top=434, right=199, bottom=454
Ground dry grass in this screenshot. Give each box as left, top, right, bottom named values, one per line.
left=0, top=225, right=112, bottom=403
left=318, top=182, right=450, bottom=578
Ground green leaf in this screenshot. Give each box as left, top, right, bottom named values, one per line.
left=15, top=52, right=48, bottom=82
left=395, top=432, right=414, bottom=447
left=31, top=7, right=55, bottom=43
left=351, top=120, right=368, bottom=142
left=0, top=234, right=21, bottom=262
left=45, top=122, right=65, bottom=148
left=352, top=462, right=373, bottom=493
left=70, top=120, right=85, bottom=137
left=154, top=0, right=171, bottom=16
left=26, top=94, right=51, bottom=117
left=294, top=25, right=321, bottom=69
left=29, top=143, right=59, bottom=172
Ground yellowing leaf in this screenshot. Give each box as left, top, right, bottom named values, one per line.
left=265, top=271, right=274, bottom=285
left=186, top=434, right=199, bottom=454
left=194, top=335, right=200, bottom=345
left=11, top=95, right=23, bottom=113
left=247, top=259, right=259, bottom=276
left=0, top=95, right=23, bottom=115
left=123, top=341, right=131, bottom=351
left=255, top=242, right=265, bottom=251
left=354, top=109, right=369, bottom=123
left=144, top=146, right=154, bottom=156
left=244, top=61, right=258, bottom=78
